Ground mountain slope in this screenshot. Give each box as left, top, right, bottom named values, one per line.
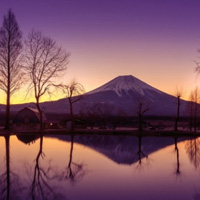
left=4, top=75, right=188, bottom=116
left=78, top=75, right=187, bottom=116
left=87, top=75, right=162, bottom=97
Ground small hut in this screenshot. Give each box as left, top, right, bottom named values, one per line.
left=12, top=107, right=47, bottom=131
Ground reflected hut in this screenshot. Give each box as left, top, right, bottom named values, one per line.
left=12, top=107, right=47, bottom=131
left=17, top=134, right=39, bottom=145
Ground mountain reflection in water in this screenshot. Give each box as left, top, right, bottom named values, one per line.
left=0, top=134, right=199, bottom=200
left=51, top=134, right=180, bottom=165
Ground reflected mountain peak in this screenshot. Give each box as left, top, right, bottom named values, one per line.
left=51, top=134, right=183, bottom=165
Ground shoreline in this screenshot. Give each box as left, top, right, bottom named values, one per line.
left=0, top=128, right=199, bottom=138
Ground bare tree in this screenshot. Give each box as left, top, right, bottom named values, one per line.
left=192, top=87, right=199, bottom=132
left=174, top=88, right=183, bottom=131
left=187, top=87, right=200, bottom=132
left=24, top=30, right=69, bottom=131
left=61, top=80, right=84, bottom=131
left=187, top=91, right=195, bottom=131
left=136, top=101, right=149, bottom=131
left=79, top=103, right=99, bottom=129
left=0, top=9, right=23, bottom=130
left=98, top=102, right=115, bottom=129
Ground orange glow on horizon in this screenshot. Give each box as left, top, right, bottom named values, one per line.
left=0, top=72, right=198, bottom=105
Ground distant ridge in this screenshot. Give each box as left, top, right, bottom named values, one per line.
left=1, top=75, right=188, bottom=116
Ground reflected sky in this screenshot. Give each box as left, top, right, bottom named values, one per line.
left=0, top=134, right=200, bottom=199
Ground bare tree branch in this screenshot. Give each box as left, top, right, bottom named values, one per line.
left=24, top=30, right=69, bottom=131
left=59, top=79, right=85, bottom=131
left=0, top=9, right=23, bottom=129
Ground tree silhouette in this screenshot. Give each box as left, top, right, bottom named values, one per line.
left=24, top=30, right=69, bottom=131
left=136, top=102, right=149, bottom=131
left=187, top=87, right=200, bottom=132
left=174, top=88, right=182, bottom=131
left=0, top=9, right=23, bottom=130
left=80, top=103, right=99, bottom=129
left=61, top=80, right=84, bottom=131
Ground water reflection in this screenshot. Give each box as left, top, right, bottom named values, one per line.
left=30, top=135, right=65, bottom=200
left=0, top=135, right=11, bottom=200
left=0, top=134, right=199, bottom=200
left=59, top=134, right=86, bottom=184
left=17, top=134, right=38, bottom=145
left=185, top=137, right=200, bottom=169
left=187, top=138, right=200, bottom=200
left=174, top=137, right=180, bottom=176
left=0, top=135, right=24, bottom=200
left=55, top=135, right=175, bottom=165
left=136, top=135, right=148, bottom=167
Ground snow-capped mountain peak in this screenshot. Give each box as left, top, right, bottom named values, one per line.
left=7, top=74, right=187, bottom=116
left=87, top=75, right=162, bottom=96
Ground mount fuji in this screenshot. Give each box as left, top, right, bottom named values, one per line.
left=5, top=75, right=187, bottom=116
left=75, top=75, right=187, bottom=116
left=87, top=75, right=162, bottom=97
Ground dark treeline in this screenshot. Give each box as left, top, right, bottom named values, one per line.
left=0, top=110, right=199, bottom=131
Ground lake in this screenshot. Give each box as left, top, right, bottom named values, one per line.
left=0, top=134, right=199, bottom=200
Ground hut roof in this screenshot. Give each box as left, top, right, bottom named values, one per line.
left=13, top=107, right=47, bottom=123
left=26, top=107, right=47, bottom=121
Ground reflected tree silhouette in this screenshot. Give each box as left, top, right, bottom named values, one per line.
left=174, top=137, right=180, bottom=175
left=135, top=135, right=149, bottom=170
left=59, top=134, right=86, bottom=184
left=185, top=137, right=200, bottom=169
left=0, top=135, right=24, bottom=200
left=30, top=135, right=65, bottom=200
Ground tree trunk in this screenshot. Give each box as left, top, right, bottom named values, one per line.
left=5, top=90, right=10, bottom=130
left=36, top=99, right=43, bottom=131
left=138, top=103, right=143, bottom=131
left=5, top=35, right=11, bottom=130
left=175, top=96, right=180, bottom=131
left=194, top=102, right=197, bottom=132
left=69, top=98, right=74, bottom=131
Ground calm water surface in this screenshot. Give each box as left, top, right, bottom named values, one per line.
left=0, top=134, right=200, bottom=200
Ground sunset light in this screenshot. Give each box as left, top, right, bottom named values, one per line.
left=0, top=1, right=200, bottom=200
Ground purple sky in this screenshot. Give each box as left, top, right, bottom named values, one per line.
left=0, top=0, right=200, bottom=102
